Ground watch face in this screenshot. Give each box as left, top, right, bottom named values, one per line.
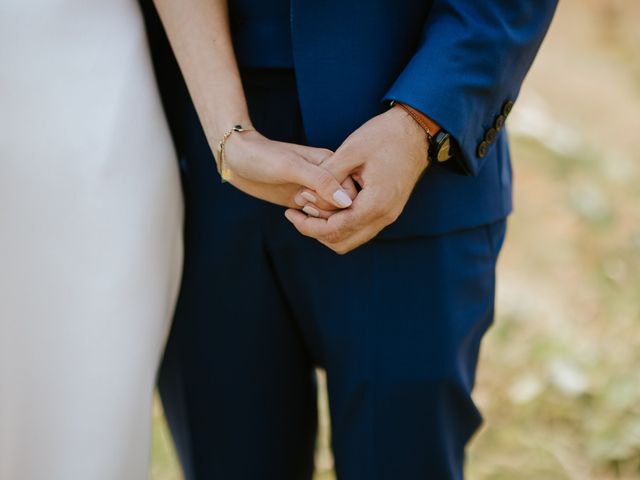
left=436, top=135, right=451, bottom=162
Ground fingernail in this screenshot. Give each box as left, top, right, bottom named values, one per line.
left=301, top=191, right=317, bottom=203
left=303, top=205, right=321, bottom=217
left=294, top=194, right=306, bottom=207
left=333, top=190, right=353, bottom=208
left=284, top=210, right=295, bottom=222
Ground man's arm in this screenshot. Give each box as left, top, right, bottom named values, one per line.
left=288, top=0, right=558, bottom=253
left=384, top=0, right=559, bottom=176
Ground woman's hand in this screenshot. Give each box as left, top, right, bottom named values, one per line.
left=221, top=130, right=356, bottom=210
left=227, top=176, right=357, bottom=211
left=153, top=0, right=354, bottom=212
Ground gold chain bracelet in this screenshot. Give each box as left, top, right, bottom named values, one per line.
left=216, top=124, right=254, bottom=182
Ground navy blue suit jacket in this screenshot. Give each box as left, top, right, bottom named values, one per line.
left=141, top=0, right=558, bottom=237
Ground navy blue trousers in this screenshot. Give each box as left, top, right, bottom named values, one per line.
left=158, top=69, right=507, bottom=480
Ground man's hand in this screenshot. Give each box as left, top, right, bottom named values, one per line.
left=221, top=130, right=356, bottom=209
left=284, top=105, right=429, bottom=254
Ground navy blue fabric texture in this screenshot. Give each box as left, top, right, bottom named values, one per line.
left=229, top=0, right=294, bottom=68
left=156, top=69, right=507, bottom=480
left=141, top=0, right=557, bottom=237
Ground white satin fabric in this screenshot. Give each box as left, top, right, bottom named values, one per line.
left=0, top=1, right=183, bottom=479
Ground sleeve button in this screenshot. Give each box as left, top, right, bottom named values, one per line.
left=494, top=114, right=506, bottom=130
left=485, top=127, right=498, bottom=143
left=502, top=100, right=515, bottom=116
left=477, top=141, right=489, bottom=158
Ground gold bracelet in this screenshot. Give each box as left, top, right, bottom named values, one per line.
left=216, top=124, right=254, bottom=182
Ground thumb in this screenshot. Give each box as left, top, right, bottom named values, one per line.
left=317, top=147, right=363, bottom=185
left=287, top=160, right=353, bottom=209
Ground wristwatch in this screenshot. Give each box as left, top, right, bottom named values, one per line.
left=430, top=130, right=452, bottom=163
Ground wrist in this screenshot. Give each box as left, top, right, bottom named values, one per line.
left=214, top=124, right=257, bottom=182
left=390, top=102, right=441, bottom=138
left=201, top=97, right=253, bottom=148
left=208, top=117, right=253, bottom=148
left=389, top=102, right=454, bottom=164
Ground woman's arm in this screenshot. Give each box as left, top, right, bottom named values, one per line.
left=152, top=0, right=353, bottom=209
left=153, top=0, right=246, bottom=145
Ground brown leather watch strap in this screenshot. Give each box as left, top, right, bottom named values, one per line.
left=392, top=101, right=441, bottom=139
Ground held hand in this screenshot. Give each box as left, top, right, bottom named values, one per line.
left=285, top=106, right=429, bottom=254
left=221, top=130, right=355, bottom=209
left=228, top=175, right=357, bottom=210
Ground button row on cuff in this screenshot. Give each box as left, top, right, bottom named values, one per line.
left=477, top=100, right=514, bottom=158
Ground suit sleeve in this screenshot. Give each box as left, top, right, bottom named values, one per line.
left=384, top=1, right=558, bottom=176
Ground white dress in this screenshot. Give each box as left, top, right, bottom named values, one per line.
left=0, top=1, right=183, bottom=479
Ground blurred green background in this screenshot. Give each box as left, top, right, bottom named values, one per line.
left=150, top=0, right=640, bottom=478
